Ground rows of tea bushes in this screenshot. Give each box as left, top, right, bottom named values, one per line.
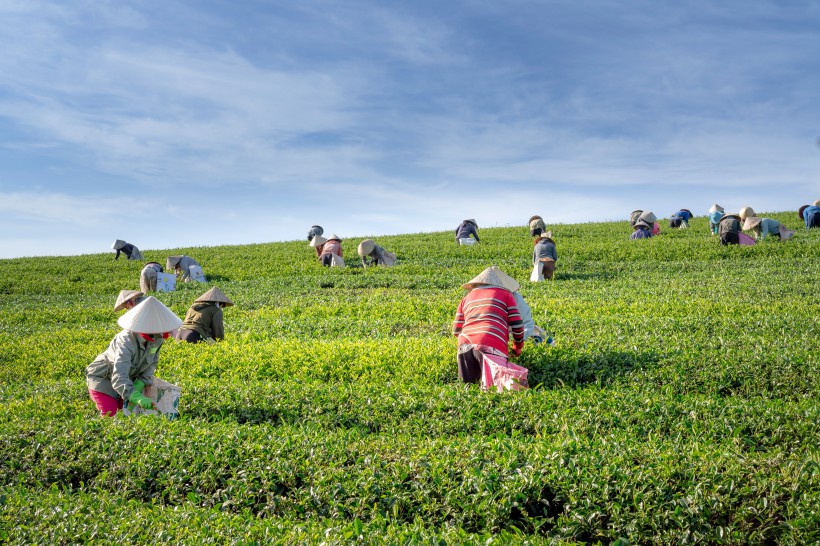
left=1, top=211, right=819, bottom=544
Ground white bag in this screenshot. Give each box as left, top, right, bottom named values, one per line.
left=188, top=264, right=207, bottom=282
left=122, top=377, right=181, bottom=420
left=459, top=238, right=477, bottom=246
left=155, top=272, right=176, bottom=292
left=530, top=263, right=544, bottom=282
left=330, top=254, right=346, bottom=268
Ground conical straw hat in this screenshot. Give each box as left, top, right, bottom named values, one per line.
left=114, top=289, right=144, bottom=311
left=462, top=266, right=508, bottom=290
left=118, top=296, right=182, bottom=334
left=708, top=203, right=724, bottom=213
left=326, top=233, right=342, bottom=242
left=309, top=236, right=327, bottom=247
left=633, top=220, right=651, bottom=229
left=111, top=239, right=126, bottom=250
left=813, top=199, right=820, bottom=207
left=463, top=219, right=478, bottom=228
left=166, top=256, right=183, bottom=269
left=194, top=287, right=234, bottom=306
left=358, top=239, right=375, bottom=256
left=638, top=211, right=656, bottom=225
left=739, top=206, right=755, bottom=221
left=743, top=216, right=762, bottom=230
left=490, top=266, right=520, bottom=292
left=528, top=215, right=542, bottom=223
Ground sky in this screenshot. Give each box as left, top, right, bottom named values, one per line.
left=1, top=0, right=819, bottom=258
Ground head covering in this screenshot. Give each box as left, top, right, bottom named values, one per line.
left=309, top=235, right=327, bottom=247
left=491, top=266, right=520, bottom=293
left=118, top=296, right=182, bottom=334
left=638, top=211, right=657, bottom=225
left=114, top=289, right=144, bottom=311
left=528, top=215, right=542, bottom=223
left=813, top=199, right=820, bottom=207
left=708, top=204, right=724, bottom=213
left=743, top=216, right=762, bottom=230
left=739, top=206, right=756, bottom=221
left=462, top=266, right=510, bottom=291
left=310, top=225, right=323, bottom=232
left=720, top=213, right=741, bottom=223
left=326, top=233, right=342, bottom=242
left=799, top=205, right=809, bottom=219
left=194, top=286, right=234, bottom=307
left=357, top=239, right=375, bottom=256
left=166, top=256, right=183, bottom=270
left=111, top=240, right=126, bottom=250
left=633, top=220, right=651, bottom=230
left=462, top=219, right=478, bottom=228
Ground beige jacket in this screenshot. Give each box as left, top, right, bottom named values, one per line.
left=86, top=331, right=162, bottom=400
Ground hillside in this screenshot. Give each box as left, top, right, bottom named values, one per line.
left=1, top=211, right=818, bottom=545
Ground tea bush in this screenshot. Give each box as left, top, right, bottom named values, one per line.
left=1, top=211, right=818, bottom=545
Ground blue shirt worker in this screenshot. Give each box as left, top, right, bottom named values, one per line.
left=630, top=220, right=653, bottom=240
left=708, top=204, right=725, bottom=235
left=799, top=205, right=820, bottom=229
left=669, top=209, right=693, bottom=229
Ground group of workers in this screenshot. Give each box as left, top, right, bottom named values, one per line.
left=307, top=226, right=397, bottom=268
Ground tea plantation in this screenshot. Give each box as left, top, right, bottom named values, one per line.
left=1, top=212, right=818, bottom=545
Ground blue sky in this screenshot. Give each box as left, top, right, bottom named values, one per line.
left=1, top=0, right=819, bottom=258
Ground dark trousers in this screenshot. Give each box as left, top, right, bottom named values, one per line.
left=176, top=329, right=202, bottom=343
left=541, top=259, right=555, bottom=280
left=321, top=253, right=333, bottom=267
left=457, top=347, right=485, bottom=384
left=720, top=232, right=739, bottom=246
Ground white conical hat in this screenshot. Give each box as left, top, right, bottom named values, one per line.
left=463, top=219, right=478, bottom=227
left=118, top=296, right=182, bottom=334
left=708, top=204, right=724, bottom=213
left=111, top=239, right=126, bottom=250
left=326, top=233, right=342, bottom=241
left=490, top=266, right=520, bottom=292
left=638, top=211, right=656, bottom=225
left=739, top=206, right=755, bottom=221
left=358, top=239, right=375, bottom=256
left=114, top=289, right=144, bottom=311
left=194, top=287, right=234, bottom=306
left=813, top=199, right=820, bottom=207
left=743, top=216, right=762, bottom=230
left=309, top=236, right=327, bottom=247
left=166, top=255, right=183, bottom=269
left=462, top=266, right=510, bottom=291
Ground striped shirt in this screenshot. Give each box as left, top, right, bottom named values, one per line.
left=452, top=287, right=524, bottom=355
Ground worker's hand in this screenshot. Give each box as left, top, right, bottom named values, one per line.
left=512, top=341, right=524, bottom=357
left=129, top=390, right=154, bottom=410
left=133, top=379, right=146, bottom=395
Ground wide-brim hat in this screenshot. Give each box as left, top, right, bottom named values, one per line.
left=309, top=236, right=327, bottom=247
left=743, top=216, right=762, bottom=230
left=111, top=239, right=126, bottom=250
left=633, top=220, right=651, bottom=229
left=358, top=239, right=375, bottom=256
left=166, top=256, right=183, bottom=269
left=463, top=219, right=478, bottom=228
left=720, top=213, right=741, bottom=223
left=490, top=266, right=520, bottom=292
left=118, top=296, right=182, bottom=334
left=326, top=233, right=342, bottom=242
left=114, top=289, right=144, bottom=311
left=528, top=215, right=542, bottom=223
left=708, top=204, right=724, bottom=213
left=194, top=286, right=234, bottom=307
left=799, top=205, right=809, bottom=219
left=813, top=199, right=820, bottom=207
left=739, top=206, right=756, bottom=221
left=638, top=211, right=657, bottom=225
left=461, top=266, right=509, bottom=291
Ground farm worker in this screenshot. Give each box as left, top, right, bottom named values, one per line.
left=455, top=219, right=480, bottom=245
left=798, top=205, right=820, bottom=229
left=532, top=232, right=557, bottom=280
left=452, top=266, right=525, bottom=384
left=309, top=235, right=327, bottom=257
left=139, top=262, right=164, bottom=293
left=528, top=215, right=547, bottom=237
left=319, top=234, right=343, bottom=267
left=743, top=216, right=794, bottom=241
left=176, top=287, right=234, bottom=343
left=307, top=225, right=324, bottom=242
left=494, top=267, right=551, bottom=344
left=718, top=213, right=742, bottom=245
left=668, top=209, right=693, bottom=229
left=111, top=239, right=142, bottom=261
left=114, top=289, right=144, bottom=312
left=630, top=219, right=653, bottom=240
left=629, top=210, right=643, bottom=227
left=739, top=206, right=756, bottom=223
left=86, top=296, right=182, bottom=417
left=358, top=239, right=397, bottom=267
left=166, top=255, right=202, bottom=282
left=638, top=211, right=660, bottom=236
left=708, top=204, right=725, bottom=235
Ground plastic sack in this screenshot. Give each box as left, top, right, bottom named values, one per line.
left=459, top=238, right=477, bottom=246
left=738, top=232, right=756, bottom=246
left=122, top=377, right=181, bottom=420
left=156, top=272, right=176, bottom=292
left=481, top=353, right=528, bottom=393
left=530, top=263, right=543, bottom=282
left=188, top=265, right=207, bottom=283
left=331, top=254, right=346, bottom=268
left=779, top=226, right=795, bottom=241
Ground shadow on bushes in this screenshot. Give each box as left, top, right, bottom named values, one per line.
left=522, top=347, right=658, bottom=389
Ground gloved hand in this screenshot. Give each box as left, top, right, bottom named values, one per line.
left=512, top=341, right=524, bottom=357
left=129, top=388, right=153, bottom=410
left=133, top=379, right=146, bottom=394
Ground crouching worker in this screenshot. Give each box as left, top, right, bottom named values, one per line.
left=718, top=213, right=742, bottom=245
left=708, top=204, right=725, bottom=235
left=743, top=216, right=794, bottom=241
left=528, top=215, right=546, bottom=237
left=176, top=287, right=234, bottom=343
left=669, top=209, right=693, bottom=229
left=455, top=219, right=480, bottom=245
left=532, top=232, right=557, bottom=280
left=86, top=296, right=182, bottom=416
left=319, top=234, right=344, bottom=267
left=111, top=239, right=143, bottom=261
left=140, top=261, right=164, bottom=293
left=799, top=205, right=820, bottom=229
left=452, top=267, right=524, bottom=384
left=358, top=239, right=397, bottom=267
left=167, top=255, right=204, bottom=282
left=630, top=219, right=653, bottom=240
left=114, top=289, right=144, bottom=312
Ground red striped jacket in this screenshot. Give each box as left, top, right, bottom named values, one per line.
left=452, top=287, right=524, bottom=355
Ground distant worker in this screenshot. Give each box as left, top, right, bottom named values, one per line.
left=307, top=225, right=324, bottom=242
left=111, top=239, right=143, bottom=261
left=708, top=204, right=725, bottom=235
left=638, top=211, right=660, bottom=236
left=86, top=296, right=182, bottom=417
left=718, top=213, right=742, bottom=245
left=798, top=204, right=820, bottom=229
left=319, top=234, right=344, bottom=267
left=669, top=209, right=693, bottom=229
left=455, top=219, right=480, bottom=245
left=113, top=289, right=144, bottom=312
left=357, top=239, right=397, bottom=267
left=743, top=216, right=794, bottom=241
left=167, top=255, right=204, bottom=282
left=739, top=206, right=756, bottom=223
left=452, top=266, right=524, bottom=384
left=532, top=232, right=557, bottom=280
left=309, top=235, right=327, bottom=258
left=176, top=287, right=234, bottom=343
left=629, top=210, right=643, bottom=227
left=139, top=262, right=164, bottom=293
left=630, top=219, right=653, bottom=240
left=528, top=215, right=547, bottom=237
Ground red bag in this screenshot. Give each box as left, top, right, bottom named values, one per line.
left=481, top=353, right=528, bottom=392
